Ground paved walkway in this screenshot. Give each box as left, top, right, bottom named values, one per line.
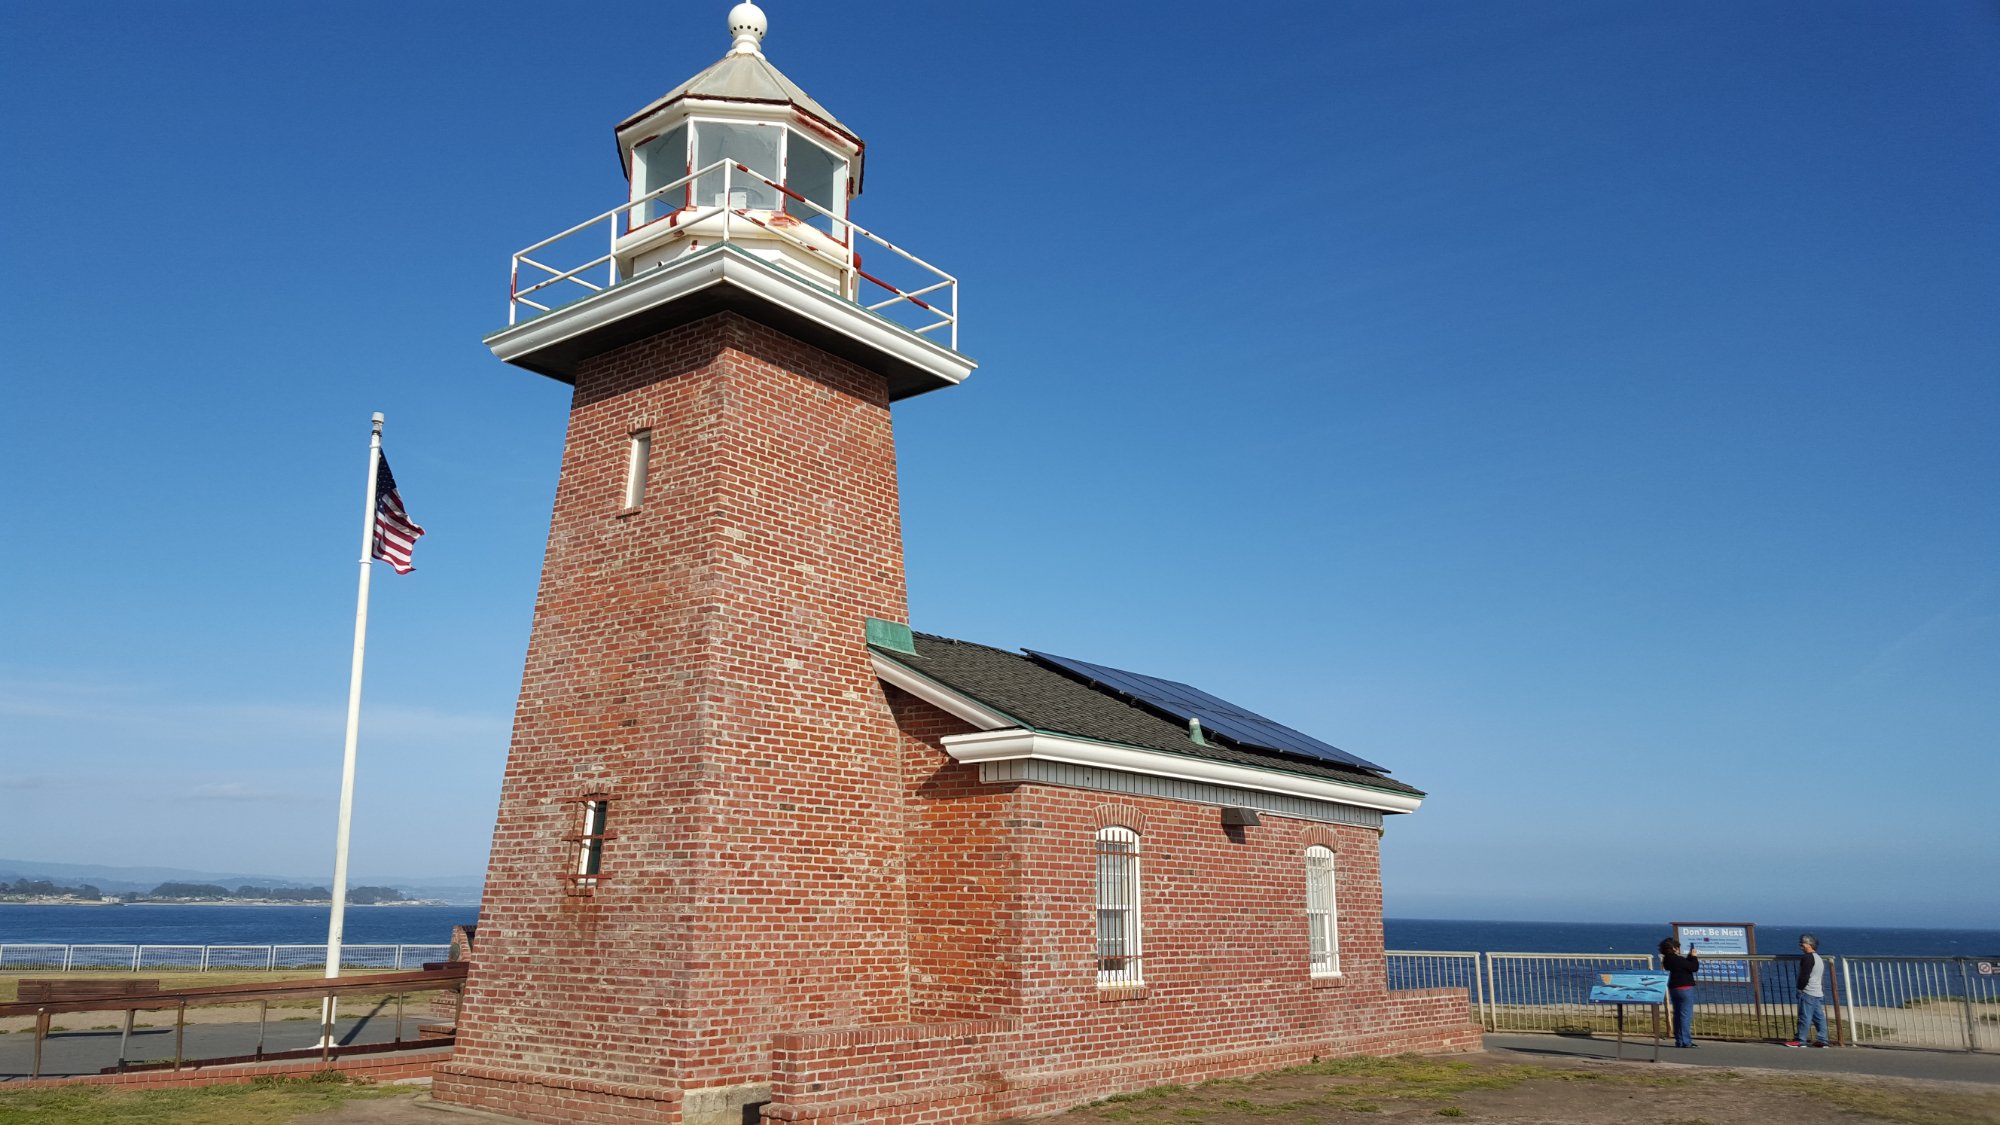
left=1485, top=1032, right=2000, bottom=1085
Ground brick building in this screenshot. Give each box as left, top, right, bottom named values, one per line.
left=434, top=6, right=1479, bottom=1123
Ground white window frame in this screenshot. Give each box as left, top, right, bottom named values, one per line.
left=623, top=430, right=652, bottom=509
left=1306, top=845, right=1340, bottom=977
left=574, top=798, right=609, bottom=890
left=629, top=126, right=689, bottom=226
left=631, top=117, right=848, bottom=224
left=1095, top=826, right=1142, bottom=986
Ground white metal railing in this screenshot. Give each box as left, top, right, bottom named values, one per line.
left=1386, top=950, right=1485, bottom=1027
left=1386, top=950, right=2000, bottom=1053
left=1482, top=952, right=1656, bottom=1035
left=506, top=159, right=959, bottom=350
left=0, top=943, right=452, bottom=972
left=1840, top=956, right=2000, bottom=1052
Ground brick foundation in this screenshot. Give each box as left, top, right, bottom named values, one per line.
left=760, top=996, right=1479, bottom=1124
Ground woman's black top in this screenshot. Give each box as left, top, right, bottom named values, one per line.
left=1663, top=950, right=1700, bottom=989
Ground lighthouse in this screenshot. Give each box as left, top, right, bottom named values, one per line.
left=438, top=7, right=1479, bottom=1124
left=438, top=6, right=974, bottom=1123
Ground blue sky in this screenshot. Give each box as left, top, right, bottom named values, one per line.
left=2, top=1, right=1994, bottom=927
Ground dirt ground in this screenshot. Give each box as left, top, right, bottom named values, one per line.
left=281, top=1052, right=2000, bottom=1125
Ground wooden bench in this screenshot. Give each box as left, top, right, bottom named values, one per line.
left=15, top=978, right=161, bottom=1003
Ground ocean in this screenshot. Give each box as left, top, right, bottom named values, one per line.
left=3, top=905, right=1994, bottom=957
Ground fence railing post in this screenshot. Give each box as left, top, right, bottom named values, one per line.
left=1961, top=959, right=1978, bottom=1053
left=1475, top=952, right=1489, bottom=1029
left=1839, top=956, right=1858, bottom=1047
left=1482, top=953, right=1497, bottom=1031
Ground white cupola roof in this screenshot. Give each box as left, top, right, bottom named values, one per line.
left=614, top=3, right=862, bottom=187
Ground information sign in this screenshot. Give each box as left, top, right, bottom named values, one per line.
left=1589, top=972, right=1669, bottom=1004
left=1675, top=921, right=1755, bottom=983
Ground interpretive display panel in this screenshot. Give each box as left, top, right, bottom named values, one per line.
left=1589, top=972, right=1669, bottom=1004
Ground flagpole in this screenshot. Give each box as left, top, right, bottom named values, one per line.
left=322, top=411, right=384, bottom=1045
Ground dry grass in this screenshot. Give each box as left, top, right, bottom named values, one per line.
left=0, top=1072, right=401, bottom=1124
left=1050, top=1053, right=2000, bottom=1124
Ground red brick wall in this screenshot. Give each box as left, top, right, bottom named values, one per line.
left=439, top=312, right=915, bottom=1123
left=895, top=688, right=1020, bottom=1024
left=751, top=697, right=1482, bottom=1124
left=764, top=1017, right=1017, bottom=1123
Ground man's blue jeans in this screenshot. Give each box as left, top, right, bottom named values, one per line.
left=1670, top=986, right=1695, bottom=1046
left=1796, top=993, right=1827, bottom=1044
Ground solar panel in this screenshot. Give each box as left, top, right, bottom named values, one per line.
left=1024, top=650, right=1388, bottom=774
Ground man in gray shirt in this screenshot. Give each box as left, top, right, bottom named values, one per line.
left=1786, top=933, right=1830, bottom=1047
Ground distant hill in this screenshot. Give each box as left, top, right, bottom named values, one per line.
left=0, top=859, right=483, bottom=904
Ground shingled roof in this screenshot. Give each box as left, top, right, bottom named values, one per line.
left=873, top=632, right=1424, bottom=800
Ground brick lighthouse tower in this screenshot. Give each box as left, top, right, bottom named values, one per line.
left=434, top=6, right=973, bottom=1122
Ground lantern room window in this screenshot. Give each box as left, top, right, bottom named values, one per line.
left=628, top=120, right=848, bottom=228
left=633, top=125, right=689, bottom=223
left=786, top=132, right=843, bottom=220
left=694, top=121, right=781, bottom=210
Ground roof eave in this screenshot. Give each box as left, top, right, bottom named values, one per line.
left=870, top=649, right=1426, bottom=812
left=943, top=728, right=1426, bottom=816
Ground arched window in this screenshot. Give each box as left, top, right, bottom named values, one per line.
left=1306, top=845, right=1339, bottom=976
left=1095, top=826, right=1142, bottom=986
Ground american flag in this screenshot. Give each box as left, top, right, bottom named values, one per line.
left=371, top=455, right=425, bottom=574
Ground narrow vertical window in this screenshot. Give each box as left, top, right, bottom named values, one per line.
left=624, top=430, right=652, bottom=509
left=574, top=798, right=609, bottom=891
left=1095, top=826, right=1142, bottom=986
left=1306, top=845, right=1339, bottom=977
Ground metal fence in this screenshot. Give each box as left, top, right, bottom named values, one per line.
left=1387, top=951, right=1999, bottom=1053
left=1841, top=956, right=2000, bottom=1052
left=0, top=944, right=452, bottom=972
left=1384, top=950, right=1485, bottom=1025
left=1484, top=953, right=1655, bottom=1035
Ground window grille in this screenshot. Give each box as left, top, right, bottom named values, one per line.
left=567, top=797, right=612, bottom=894
left=1306, top=845, right=1339, bottom=976
left=1095, top=826, right=1142, bottom=986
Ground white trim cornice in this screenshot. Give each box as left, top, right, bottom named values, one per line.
left=940, top=729, right=1424, bottom=816
left=485, top=245, right=974, bottom=394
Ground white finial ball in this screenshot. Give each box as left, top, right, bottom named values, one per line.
left=728, top=2, right=767, bottom=54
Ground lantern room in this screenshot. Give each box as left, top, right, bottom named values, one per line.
left=485, top=1, right=972, bottom=400
left=611, top=4, right=861, bottom=294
